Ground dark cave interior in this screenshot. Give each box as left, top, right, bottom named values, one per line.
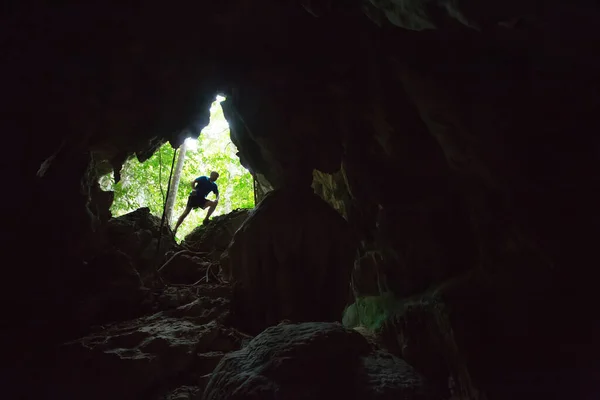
left=2, top=1, right=600, bottom=399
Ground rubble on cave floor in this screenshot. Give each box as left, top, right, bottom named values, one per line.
left=72, top=207, right=248, bottom=329
left=47, top=294, right=250, bottom=399
left=43, top=207, right=437, bottom=399
left=39, top=208, right=250, bottom=399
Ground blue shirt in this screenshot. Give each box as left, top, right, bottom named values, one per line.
left=192, top=176, right=218, bottom=198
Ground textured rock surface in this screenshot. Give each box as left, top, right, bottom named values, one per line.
left=106, top=207, right=179, bottom=277
left=222, top=188, right=356, bottom=334
left=203, top=321, right=433, bottom=400
left=365, top=0, right=536, bottom=30
left=371, top=270, right=565, bottom=399
left=162, top=386, right=202, bottom=400
left=72, top=248, right=147, bottom=327
left=159, top=251, right=215, bottom=284
left=45, top=298, right=242, bottom=400
left=183, top=209, right=250, bottom=256
left=16, top=210, right=246, bottom=399
left=61, top=208, right=188, bottom=331
left=5, top=2, right=600, bottom=399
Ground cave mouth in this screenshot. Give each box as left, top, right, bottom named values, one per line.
left=99, top=95, right=256, bottom=241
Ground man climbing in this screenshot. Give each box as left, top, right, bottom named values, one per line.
left=173, top=171, right=220, bottom=234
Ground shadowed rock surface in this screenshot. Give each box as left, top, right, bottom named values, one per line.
left=30, top=210, right=245, bottom=399
left=4, top=1, right=600, bottom=399
left=203, top=322, right=433, bottom=400
left=47, top=298, right=242, bottom=399
left=222, top=188, right=356, bottom=334
left=106, top=207, right=179, bottom=277
left=183, top=209, right=250, bottom=258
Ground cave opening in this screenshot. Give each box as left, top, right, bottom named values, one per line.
left=5, top=1, right=600, bottom=398
left=99, top=95, right=255, bottom=241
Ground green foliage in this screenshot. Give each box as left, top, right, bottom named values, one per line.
left=342, top=291, right=404, bottom=331
left=99, top=98, right=255, bottom=241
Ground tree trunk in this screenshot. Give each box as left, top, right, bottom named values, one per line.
left=165, top=141, right=187, bottom=225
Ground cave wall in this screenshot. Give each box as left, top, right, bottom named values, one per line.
left=215, top=4, right=600, bottom=397
left=3, top=1, right=600, bottom=398
left=315, top=16, right=600, bottom=399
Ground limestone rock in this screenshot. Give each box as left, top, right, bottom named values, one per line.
left=160, top=251, right=214, bottom=284
left=46, top=300, right=244, bottom=399
left=161, top=386, right=201, bottom=400
left=222, top=188, right=357, bottom=334
left=183, top=209, right=250, bottom=254
left=196, top=351, right=226, bottom=376
left=373, top=270, right=560, bottom=399
left=203, top=322, right=432, bottom=400
left=73, top=248, right=146, bottom=327
left=366, top=0, right=534, bottom=30
left=106, top=207, right=179, bottom=276
left=8, top=2, right=600, bottom=399
left=312, top=169, right=349, bottom=218
left=352, top=251, right=387, bottom=297
left=151, top=286, right=201, bottom=312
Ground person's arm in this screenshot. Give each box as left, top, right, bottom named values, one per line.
left=214, top=187, right=220, bottom=202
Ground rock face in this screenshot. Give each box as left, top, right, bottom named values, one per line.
left=151, top=209, right=252, bottom=285
left=203, top=321, right=433, bottom=400
left=5, top=1, right=600, bottom=399
left=73, top=248, right=147, bottom=328
left=222, top=188, right=356, bottom=334
left=20, top=209, right=254, bottom=399
left=183, top=209, right=250, bottom=258
left=63, top=208, right=182, bottom=330
left=45, top=295, right=242, bottom=400
left=159, top=251, right=214, bottom=284
left=364, top=0, right=535, bottom=30
left=106, top=207, right=179, bottom=278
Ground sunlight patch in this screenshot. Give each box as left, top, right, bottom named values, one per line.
left=184, top=137, right=198, bottom=151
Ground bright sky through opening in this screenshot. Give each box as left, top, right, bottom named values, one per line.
left=185, top=95, right=228, bottom=151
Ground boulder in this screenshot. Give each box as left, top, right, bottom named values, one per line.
left=161, top=386, right=201, bottom=400
left=73, top=248, right=147, bottom=327
left=149, top=286, right=200, bottom=312
left=374, top=271, right=562, bottom=399
left=45, top=297, right=245, bottom=399
left=183, top=209, right=250, bottom=254
left=106, top=207, right=179, bottom=276
left=203, top=321, right=433, bottom=400
left=222, top=188, right=357, bottom=334
left=159, top=251, right=214, bottom=284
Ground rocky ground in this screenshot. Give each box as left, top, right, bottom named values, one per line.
left=34, top=207, right=435, bottom=400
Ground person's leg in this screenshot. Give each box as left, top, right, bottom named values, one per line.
left=203, top=200, right=218, bottom=223
left=174, top=206, right=192, bottom=233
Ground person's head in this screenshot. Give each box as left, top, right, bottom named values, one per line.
left=209, top=171, right=219, bottom=182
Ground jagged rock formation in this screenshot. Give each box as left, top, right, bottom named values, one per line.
left=222, top=188, right=356, bottom=334
left=152, top=209, right=251, bottom=284
left=105, top=207, right=179, bottom=278
left=26, top=209, right=247, bottom=399
left=37, top=208, right=181, bottom=339
left=4, top=1, right=600, bottom=399
left=183, top=209, right=250, bottom=258
left=204, top=321, right=433, bottom=400
left=32, top=210, right=425, bottom=400
left=47, top=297, right=241, bottom=400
